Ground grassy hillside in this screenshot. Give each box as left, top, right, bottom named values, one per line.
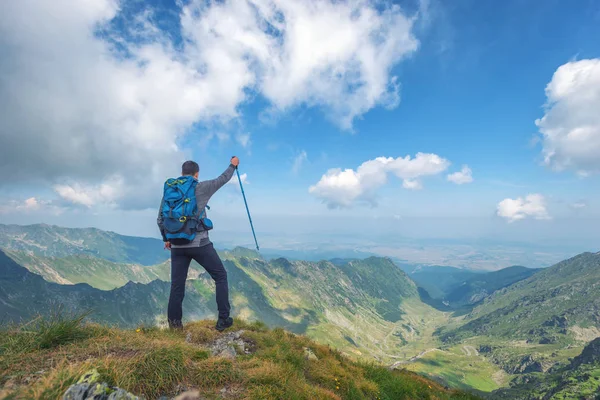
left=440, top=252, right=600, bottom=344
left=3, top=250, right=209, bottom=290
left=490, top=337, right=600, bottom=399
left=443, top=266, right=539, bottom=310
left=408, top=266, right=481, bottom=300
left=0, top=249, right=214, bottom=325
left=0, top=223, right=167, bottom=265
left=0, top=314, right=481, bottom=400
left=0, top=248, right=442, bottom=365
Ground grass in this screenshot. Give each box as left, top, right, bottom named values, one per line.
left=0, top=314, right=482, bottom=400
left=0, top=309, right=94, bottom=356
left=404, top=345, right=501, bottom=392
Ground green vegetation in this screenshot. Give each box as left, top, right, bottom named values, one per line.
left=2, top=224, right=600, bottom=399
left=490, top=338, right=600, bottom=399
left=0, top=223, right=167, bottom=265
left=408, top=266, right=481, bottom=300
left=440, top=252, right=600, bottom=343
left=0, top=314, right=481, bottom=400
left=443, top=266, right=538, bottom=310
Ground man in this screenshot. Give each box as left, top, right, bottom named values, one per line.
left=157, top=156, right=239, bottom=331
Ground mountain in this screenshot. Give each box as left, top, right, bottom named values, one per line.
left=491, top=337, right=600, bottom=399
left=0, top=247, right=433, bottom=362
left=441, top=252, right=600, bottom=344
left=0, top=223, right=167, bottom=265
left=3, top=249, right=211, bottom=290
left=0, top=249, right=212, bottom=325
left=443, top=266, right=539, bottom=310
left=408, top=265, right=482, bottom=299
left=3, top=250, right=170, bottom=289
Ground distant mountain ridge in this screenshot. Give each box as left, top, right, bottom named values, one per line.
left=0, top=240, right=429, bottom=362
left=0, top=223, right=167, bottom=265
left=441, top=252, right=600, bottom=343
left=443, top=265, right=539, bottom=309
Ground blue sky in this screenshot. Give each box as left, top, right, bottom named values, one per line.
left=0, top=0, right=599, bottom=254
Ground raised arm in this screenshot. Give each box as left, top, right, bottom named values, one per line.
left=196, top=157, right=239, bottom=201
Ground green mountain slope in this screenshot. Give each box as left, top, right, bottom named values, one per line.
left=3, top=249, right=208, bottom=290
left=408, top=266, right=482, bottom=299
left=0, top=248, right=438, bottom=364
left=0, top=249, right=213, bottom=325
left=0, top=223, right=167, bottom=265
left=441, top=252, right=600, bottom=344
left=491, top=337, right=600, bottom=399
left=444, top=266, right=539, bottom=309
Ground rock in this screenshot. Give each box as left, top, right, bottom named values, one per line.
left=303, top=347, right=318, bottom=361
left=78, top=369, right=101, bottom=384
left=62, top=369, right=140, bottom=400
left=542, top=315, right=568, bottom=328
left=173, top=390, right=203, bottom=400
left=570, top=337, right=600, bottom=368
left=538, top=336, right=556, bottom=344
left=217, top=346, right=237, bottom=360
left=108, top=389, right=140, bottom=399
left=210, top=330, right=253, bottom=359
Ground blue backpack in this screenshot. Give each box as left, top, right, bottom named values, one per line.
left=161, top=176, right=213, bottom=244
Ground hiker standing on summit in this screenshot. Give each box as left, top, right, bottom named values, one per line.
left=157, top=157, right=239, bottom=331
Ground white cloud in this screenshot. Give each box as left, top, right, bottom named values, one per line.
left=496, top=194, right=550, bottom=223
left=227, top=173, right=248, bottom=186
left=235, top=133, right=252, bottom=148
left=0, top=0, right=419, bottom=210
left=402, top=179, right=422, bottom=190
left=53, top=176, right=125, bottom=208
left=0, top=197, right=61, bottom=215
left=535, top=59, right=600, bottom=175
left=20, top=197, right=41, bottom=211
left=447, top=165, right=473, bottom=184
left=292, top=151, right=308, bottom=174
left=309, top=153, right=450, bottom=208
left=570, top=201, right=587, bottom=210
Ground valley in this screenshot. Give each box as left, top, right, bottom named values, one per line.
left=1, top=224, right=599, bottom=399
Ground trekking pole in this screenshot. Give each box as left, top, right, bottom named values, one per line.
left=236, top=167, right=259, bottom=251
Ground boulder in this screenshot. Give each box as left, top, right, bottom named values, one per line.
left=62, top=369, right=140, bottom=400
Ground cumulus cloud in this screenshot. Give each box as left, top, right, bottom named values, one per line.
left=447, top=165, right=473, bottom=184
left=292, top=151, right=308, bottom=174
left=0, top=0, right=419, bottom=209
left=309, top=153, right=450, bottom=208
left=496, top=194, right=550, bottom=222
left=535, top=59, right=600, bottom=175
left=53, top=176, right=124, bottom=208
left=0, top=197, right=62, bottom=215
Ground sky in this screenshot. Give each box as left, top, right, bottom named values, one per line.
left=0, top=0, right=599, bottom=253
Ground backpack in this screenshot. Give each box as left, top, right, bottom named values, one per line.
left=161, top=176, right=213, bottom=245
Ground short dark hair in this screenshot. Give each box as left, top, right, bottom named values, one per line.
left=182, top=160, right=199, bottom=176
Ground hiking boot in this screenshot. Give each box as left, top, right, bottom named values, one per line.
left=216, top=317, right=233, bottom=331
left=169, top=320, right=183, bottom=330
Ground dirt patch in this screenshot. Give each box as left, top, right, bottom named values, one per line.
left=570, top=326, right=600, bottom=342
left=492, top=369, right=508, bottom=386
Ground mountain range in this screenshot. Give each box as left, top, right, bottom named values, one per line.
left=0, top=223, right=599, bottom=398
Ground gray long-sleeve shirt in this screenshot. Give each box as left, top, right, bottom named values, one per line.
left=157, top=164, right=236, bottom=248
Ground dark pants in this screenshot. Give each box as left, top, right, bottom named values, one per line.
left=167, top=243, right=230, bottom=328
